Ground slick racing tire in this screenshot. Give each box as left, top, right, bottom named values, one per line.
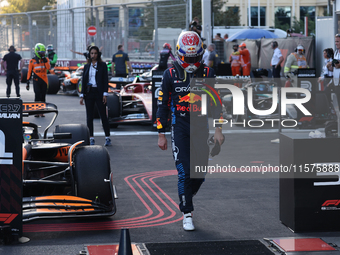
left=47, top=74, right=60, bottom=94
left=53, top=124, right=90, bottom=145
left=73, top=145, right=112, bottom=206
left=107, top=93, right=121, bottom=118
left=20, top=68, right=28, bottom=83
left=77, top=79, right=82, bottom=96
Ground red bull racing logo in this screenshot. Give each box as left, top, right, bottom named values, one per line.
left=178, top=93, right=201, bottom=103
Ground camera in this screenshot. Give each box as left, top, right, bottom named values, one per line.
left=332, top=59, right=339, bottom=67
left=189, top=20, right=197, bottom=30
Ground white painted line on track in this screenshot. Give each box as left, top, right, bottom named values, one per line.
left=46, top=128, right=316, bottom=137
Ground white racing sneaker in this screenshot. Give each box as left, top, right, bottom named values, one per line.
left=183, top=212, right=195, bottom=231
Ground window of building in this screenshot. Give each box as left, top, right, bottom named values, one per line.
left=250, top=7, right=266, bottom=26
left=275, top=7, right=291, bottom=30
left=300, top=6, right=315, bottom=21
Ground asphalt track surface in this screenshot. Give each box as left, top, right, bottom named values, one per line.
left=1, top=76, right=340, bottom=254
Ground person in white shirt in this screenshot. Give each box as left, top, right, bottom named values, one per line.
left=318, top=48, right=333, bottom=91
left=202, top=44, right=209, bottom=65
left=271, top=41, right=284, bottom=78
left=327, top=34, right=340, bottom=104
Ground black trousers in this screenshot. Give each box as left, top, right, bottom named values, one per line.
left=84, top=87, right=110, bottom=137
left=6, top=70, right=20, bottom=97
left=272, top=65, right=281, bottom=78
left=33, top=80, right=47, bottom=102
left=325, top=83, right=340, bottom=108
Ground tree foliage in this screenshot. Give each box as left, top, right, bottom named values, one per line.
left=0, top=0, right=56, bottom=14
left=192, top=0, right=240, bottom=26
left=137, top=0, right=186, bottom=40
left=292, top=15, right=315, bottom=35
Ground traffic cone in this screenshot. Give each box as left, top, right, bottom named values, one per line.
left=117, top=228, right=133, bottom=255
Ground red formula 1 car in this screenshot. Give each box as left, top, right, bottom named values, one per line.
left=22, top=102, right=117, bottom=221
left=105, top=81, right=153, bottom=127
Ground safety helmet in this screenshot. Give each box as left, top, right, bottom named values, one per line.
left=34, top=43, right=46, bottom=59
left=296, top=44, right=304, bottom=50
left=175, top=31, right=204, bottom=73
left=163, top=43, right=171, bottom=50
left=239, top=42, right=246, bottom=48
left=47, top=44, right=54, bottom=52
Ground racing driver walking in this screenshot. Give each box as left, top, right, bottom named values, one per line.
left=27, top=43, right=51, bottom=117
left=157, top=31, right=224, bottom=231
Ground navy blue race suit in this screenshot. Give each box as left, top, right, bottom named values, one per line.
left=156, top=64, right=222, bottom=213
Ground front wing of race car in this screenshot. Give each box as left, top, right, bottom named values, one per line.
left=22, top=174, right=117, bottom=222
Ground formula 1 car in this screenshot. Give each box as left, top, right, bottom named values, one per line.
left=104, top=81, right=152, bottom=127
left=222, top=81, right=304, bottom=127
left=22, top=102, right=117, bottom=221
left=60, top=66, right=84, bottom=95
left=222, top=81, right=333, bottom=128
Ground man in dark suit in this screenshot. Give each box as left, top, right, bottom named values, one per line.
left=1, top=45, right=23, bottom=98
left=80, top=45, right=111, bottom=146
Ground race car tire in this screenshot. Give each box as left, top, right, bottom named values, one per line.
left=73, top=145, right=112, bottom=206
left=20, top=68, right=28, bottom=83
left=47, top=74, right=60, bottom=94
left=77, top=79, right=82, bottom=96
left=53, top=124, right=90, bottom=145
left=107, top=93, right=121, bottom=118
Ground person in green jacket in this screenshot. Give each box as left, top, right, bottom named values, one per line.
left=47, top=44, right=58, bottom=68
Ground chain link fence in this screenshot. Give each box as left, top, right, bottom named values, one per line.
left=0, top=1, right=188, bottom=63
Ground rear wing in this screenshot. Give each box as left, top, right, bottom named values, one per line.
left=23, top=102, right=58, bottom=139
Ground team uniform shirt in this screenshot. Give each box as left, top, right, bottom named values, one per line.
left=333, top=50, right=340, bottom=86
left=271, top=48, right=283, bottom=66
left=3, top=52, right=22, bottom=71
left=112, top=50, right=130, bottom=75
left=27, top=57, right=51, bottom=84
left=208, top=50, right=219, bottom=73
left=47, top=52, right=58, bottom=68
left=156, top=65, right=222, bottom=133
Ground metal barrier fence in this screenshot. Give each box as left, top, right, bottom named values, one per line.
left=0, top=1, right=188, bottom=62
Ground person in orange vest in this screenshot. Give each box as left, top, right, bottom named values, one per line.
left=238, top=42, right=251, bottom=76
left=229, top=44, right=241, bottom=76
left=284, top=44, right=308, bottom=87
